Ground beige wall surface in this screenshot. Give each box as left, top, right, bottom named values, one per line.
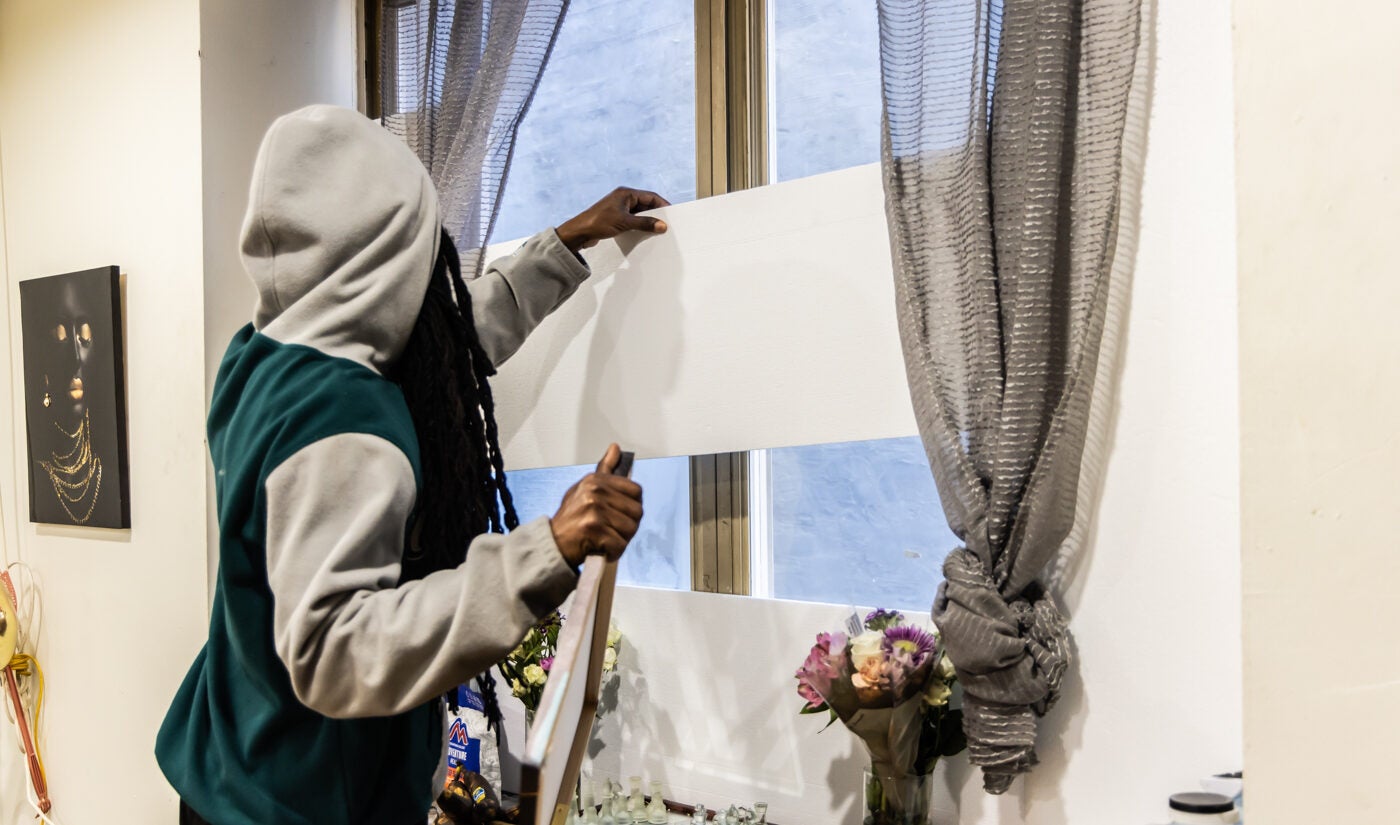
left=0, top=2, right=357, bottom=822
left=1234, top=2, right=1400, bottom=822
left=0, top=1, right=209, bottom=822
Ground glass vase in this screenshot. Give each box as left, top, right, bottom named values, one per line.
left=863, top=767, right=933, bottom=825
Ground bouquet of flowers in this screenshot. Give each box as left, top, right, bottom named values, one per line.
left=499, top=610, right=622, bottom=722
left=795, top=609, right=965, bottom=825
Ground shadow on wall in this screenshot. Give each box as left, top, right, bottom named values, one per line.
left=584, top=590, right=873, bottom=817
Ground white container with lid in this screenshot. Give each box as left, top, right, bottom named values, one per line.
left=1169, top=792, right=1239, bottom=824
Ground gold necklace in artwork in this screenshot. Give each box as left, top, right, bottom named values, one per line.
left=38, top=410, right=103, bottom=524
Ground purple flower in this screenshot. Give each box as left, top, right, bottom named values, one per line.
left=883, top=625, right=937, bottom=670
left=864, top=608, right=905, bottom=631
left=540, top=657, right=554, bottom=673
left=882, top=625, right=939, bottom=700
left=795, top=632, right=848, bottom=710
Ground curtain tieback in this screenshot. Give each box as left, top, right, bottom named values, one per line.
left=933, top=547, right=1071, bottom=793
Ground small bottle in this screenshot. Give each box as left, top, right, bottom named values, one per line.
left=726, top=805, right=739, bottom=822
left=647, top=780, right=668, bottom=824
left=753, top=802, right=768, bottom=824
left=583, top=784, right=601, bottom=825
left=628, top=777, right=645, bottom=816
left=692, top=804, right=707, bottom=825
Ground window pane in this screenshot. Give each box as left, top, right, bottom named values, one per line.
left=492, top=0, right=698, bottom=243
left=766, top=437, right=957, bottom=611
left=505, top=456, right=691, bottom=590
left=770, top=0, right=883, bottom=182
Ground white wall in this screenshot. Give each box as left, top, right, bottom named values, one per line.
left=491, top=1, right=1240, bottom=821
left=201, top=0, right=359, bottom=396
left=199, top=0, right=359, bottom=591
left=1234, top=2, right=1400, bottom=823
left=0, top=2, right=208, bottom=822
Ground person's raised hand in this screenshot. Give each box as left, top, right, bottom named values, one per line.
left=550, top=444, right=644, bottom=567
left=555, top=187, right=670, bottom=252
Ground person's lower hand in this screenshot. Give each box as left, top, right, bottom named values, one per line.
left=550, top=444, right=644, bottom=567
left=555, top=187, right=670, bottom=252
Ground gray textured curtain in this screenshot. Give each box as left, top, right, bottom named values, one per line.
left=378, top=0, right=570, bottom=277
left=876, top=0, right=1142, bottom=794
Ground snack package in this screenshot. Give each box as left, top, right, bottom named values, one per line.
left=435, top=767, right=508, bottom=825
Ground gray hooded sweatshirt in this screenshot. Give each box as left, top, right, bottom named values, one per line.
left=156, top=104, right=588, bottom=825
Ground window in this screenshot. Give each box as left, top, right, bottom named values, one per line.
left=752, top=437, right=957, bottom=611
left=375, top=1, right=949, bottom=608
left=768, top=0, right=884, bottom=182
left=377, top=0, right=884, bottom=234
left=506, top=456, right=693, bottom=591
left=491, top=0, right=698, bottom=242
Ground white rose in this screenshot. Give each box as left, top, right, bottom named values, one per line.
left=935, top=653, right=956, bottom=682
left=607, top=623, right=623, bottom=648
left=850, top=631, right=885, bottom=670
left=523, top=664, right=547, bottom=686
left=510, top=679, right=527, bottom=698
left=602, top=647, right=618, bottom=672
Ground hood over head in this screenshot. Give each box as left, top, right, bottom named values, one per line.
left=242, top=104, right=440, bottom=372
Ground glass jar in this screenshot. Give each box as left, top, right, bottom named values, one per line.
left=863, top=767, right=933, bottom=825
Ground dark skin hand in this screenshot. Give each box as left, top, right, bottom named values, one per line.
left=551, top=444, right=645, bottom=567
left=556, top=187, right=671, bottom=252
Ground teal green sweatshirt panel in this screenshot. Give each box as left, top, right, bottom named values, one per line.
left=156, top=326, right=438, bottom=825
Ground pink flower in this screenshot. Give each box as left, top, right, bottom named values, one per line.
left=795, top=632, right=848, bottom=709
left=540, top=657, right=554, bottom=673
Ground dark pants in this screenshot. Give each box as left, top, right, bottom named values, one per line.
left=181, top=800, right=427, bottom=825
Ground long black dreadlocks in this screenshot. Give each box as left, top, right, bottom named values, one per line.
left=395, top=228, right=520, bottom=738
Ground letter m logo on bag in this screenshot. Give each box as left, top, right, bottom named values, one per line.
left=446, top=717, right=481, bottom=774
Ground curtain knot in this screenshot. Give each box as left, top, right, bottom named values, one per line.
left=933, top=547, right=1071, bottom=793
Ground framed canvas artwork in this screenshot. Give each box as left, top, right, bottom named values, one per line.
left=19, top=267, right=130, bottom=528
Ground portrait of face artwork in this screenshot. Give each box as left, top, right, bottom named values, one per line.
left=19, top=267, right=130, bottom=528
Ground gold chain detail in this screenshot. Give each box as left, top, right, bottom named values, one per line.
left=38, top=411, right=103, bottom=524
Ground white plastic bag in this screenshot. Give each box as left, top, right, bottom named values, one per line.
left=444, top=684, right=501, bottom=793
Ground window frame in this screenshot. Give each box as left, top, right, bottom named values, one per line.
left=365, top=0, right=890, bottom=601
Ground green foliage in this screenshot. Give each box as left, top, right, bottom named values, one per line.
left=497, top=611, right=562, bottom=714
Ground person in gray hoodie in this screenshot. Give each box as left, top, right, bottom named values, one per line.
left=156, top=105, right=664, bottom=825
